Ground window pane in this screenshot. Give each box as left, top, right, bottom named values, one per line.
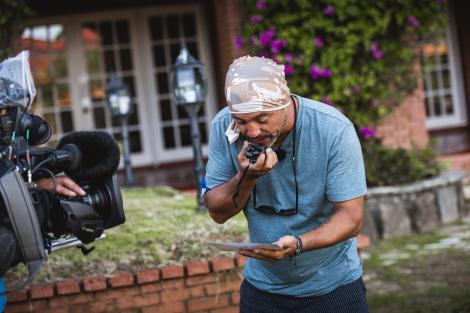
left=160, top=99, right=172, bottom=121
left=129, top=103, right=138, bottom=125
left=60, top=111, right=74, bottom=133
left=122, top=76, right=136, bottom=97
left=153, top=45, right=166, bottom=67
left=99, top=21, right=113, bottom=46
left=116, top=20, right=130, bottom=44
left=149, top=16, right=163, bottom=41
left=182, top=14, right=196, bottom=37
left=431, top=70, right=439, bottom=90
left=179, top=124, right=191, bottom=146
left=170, top=43, right=180, bottom=63
left=86, top=50, right=102, bottom=74
left=120, top=48, right=133, bottom=71
left=129, top=131, right=142, bottom=153
left=442, top=69, right=450, bottom=89
left=424, top=97, right=431, bottom=117
left=103, top=50, right=116, bottom=72
left=163, top=126, right=175, bottom=148
left=53, top=55, right=68, bottom=78
left=166, top=15, right=179, bottom=39
left=187, top=41, right=199, bottom=59
left=199, top=122, right=207, bottom=144
left=57, top=84, right=70, bottom=107
left=444, top=95, right=454, bottom=114
left=433, top=96, right=441, bottom=116
left=42, top=85, right=54, bottom=108
left=177, top=105, right=187, bottom=119
left=90, top=79, right=104, bottom=101
left=93, top=107, right=106, bottom=129
left=156, top=72, right=169, bottom=94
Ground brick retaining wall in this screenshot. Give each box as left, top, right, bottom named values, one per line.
left=5, top=256, right=247, bottom=313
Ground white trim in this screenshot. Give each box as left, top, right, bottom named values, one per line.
left=426, top=4, right=468, bottom=130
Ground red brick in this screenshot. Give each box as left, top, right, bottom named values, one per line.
left=231, top=291, right=240, bottom=304
left=136, top=269, right=160, bottom=284
left=189, top=286, right=205, bottom=298
left=6, top=289, right=28, bottom=302
left=49, top=294, right=94, bottom=308
left=41, top=309, right=69, bottom=313
left=83, top=276, right=107, bottom=292
left=30, top=283, right=54, bottom=299
left=140, top=283, right=163, bottom=294
left=187, top=295, right=229, bottom=312
left=133, top=294, right=160, bottom=308
left=235, top=255, right=247, bottom=268
left=161, top=278, right=184, bottom=290
left=186, top=261, right=210, bottom=276
left=160, top=265, right=184, bottom=279
left=212, top=307, right=239, bottom=313
left=56, top=279, right=81, bottom=295
left=142, top=302, right=185, bottom=313
left=31, top=299, right=48, bottom=311
left=4, top=302, right=31, bottom=313
left=109, top=272, right=134, bottom=288
left=98, top=287, right=139, bottom=300
left=160, top=289, right=190, bottom=303
left=87, top=299, right=115, bottom=313
left=210, top=257, right=235, bottom=272
left=205, top=280, right=241, bottom=296
left=186, top=274, right=217, bottom=287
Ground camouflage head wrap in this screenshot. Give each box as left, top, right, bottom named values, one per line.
left=225, top=56, right=290, bottom=114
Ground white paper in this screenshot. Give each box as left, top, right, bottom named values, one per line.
left=208, top=242, right=282, bottom=251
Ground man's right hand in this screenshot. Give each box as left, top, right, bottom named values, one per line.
left=238, top=141, right=279, bottom=177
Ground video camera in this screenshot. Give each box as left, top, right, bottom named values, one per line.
left=0, top=51, right=125, bottom=288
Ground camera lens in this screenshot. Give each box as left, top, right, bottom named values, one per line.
left=81, top=184, right=112, bottom=220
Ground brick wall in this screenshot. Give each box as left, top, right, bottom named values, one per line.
left=376, top=87, right=430, bottom=149
left=4, top=256, right=246, bottom=313
left=212, top=0, right=245, bottom=109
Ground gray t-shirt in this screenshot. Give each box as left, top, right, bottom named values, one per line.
left=205, top=95, right=367, bottom=296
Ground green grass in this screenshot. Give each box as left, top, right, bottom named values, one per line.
left=5, top=187, right=248, bottom=283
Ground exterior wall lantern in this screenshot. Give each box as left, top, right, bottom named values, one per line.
left=106, top=73, right=134, bottom=187
left=170, top=42, right=207, bottom=211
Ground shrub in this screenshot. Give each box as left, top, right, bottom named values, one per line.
left=362, top=139, right=444, bottom=186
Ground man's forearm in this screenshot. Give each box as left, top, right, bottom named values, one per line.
left=204, top=169, right=257, bottom=224
left=299, top=198, right=364, bottom=251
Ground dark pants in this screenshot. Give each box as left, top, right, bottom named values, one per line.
left=240, top=277, right=369, bottom=313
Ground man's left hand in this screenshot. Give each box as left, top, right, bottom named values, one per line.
left=239, top=235, right=298, bottom=261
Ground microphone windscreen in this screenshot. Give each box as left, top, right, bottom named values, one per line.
left=60, top=143, right=82, bottom=170
left=58, top=131, right=120, bottom=181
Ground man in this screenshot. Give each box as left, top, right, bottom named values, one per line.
left=203, top=56, right=368, bottom=312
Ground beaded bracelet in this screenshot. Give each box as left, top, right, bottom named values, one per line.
left=294, top=235, right=303, bottom=256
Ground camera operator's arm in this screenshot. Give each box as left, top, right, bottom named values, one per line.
left=36, top=176, right=86, bottom=197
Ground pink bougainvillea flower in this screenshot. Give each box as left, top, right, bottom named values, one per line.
left=323, top=5, right=334, bottom=16
left=310, top=64, right=332, bottom=80
left=250, top=15, right=263, bottom=24
left=407, top=16, right=420, bottom=27
left=310, top=64, right=322, bottom=80
left=270, top=39, right=286, bottom=54
left=284, top=64, right=293, bottom=76
left=314, top=36, right=324, bottom=47
left=353, top=86, right=361, bottom=94
left=257, top=0, right=266, bottom=10
left=234, top=36, right=244, bottom=47
left=370, top=41, right=384, bottom=60
left=359, top=127, right=376, bottom=139
left=285, top=53, right=293, bottom=63
left=251, top=36, right=258, bottom=45
left=259, top=29, right=276, bottom=46
left=321, top=96, right=332, bottom=105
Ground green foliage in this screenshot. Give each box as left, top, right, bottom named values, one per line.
left=363, top=139, right=444, bottom=186
left=240, top=0, right=446, bottom=127
left=0, top=0, right=34, bottom=59
left=240, top=0, right=447, bottom=185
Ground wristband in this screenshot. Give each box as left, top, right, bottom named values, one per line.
left=294, top=235, right=303, bottom=256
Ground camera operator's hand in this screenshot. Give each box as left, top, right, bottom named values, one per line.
left=36, top=176, right=86, bottom=197
left=238, top=141, right=278, bottom=178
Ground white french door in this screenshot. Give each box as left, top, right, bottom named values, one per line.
left=20, top=4, right=216, bottom=167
